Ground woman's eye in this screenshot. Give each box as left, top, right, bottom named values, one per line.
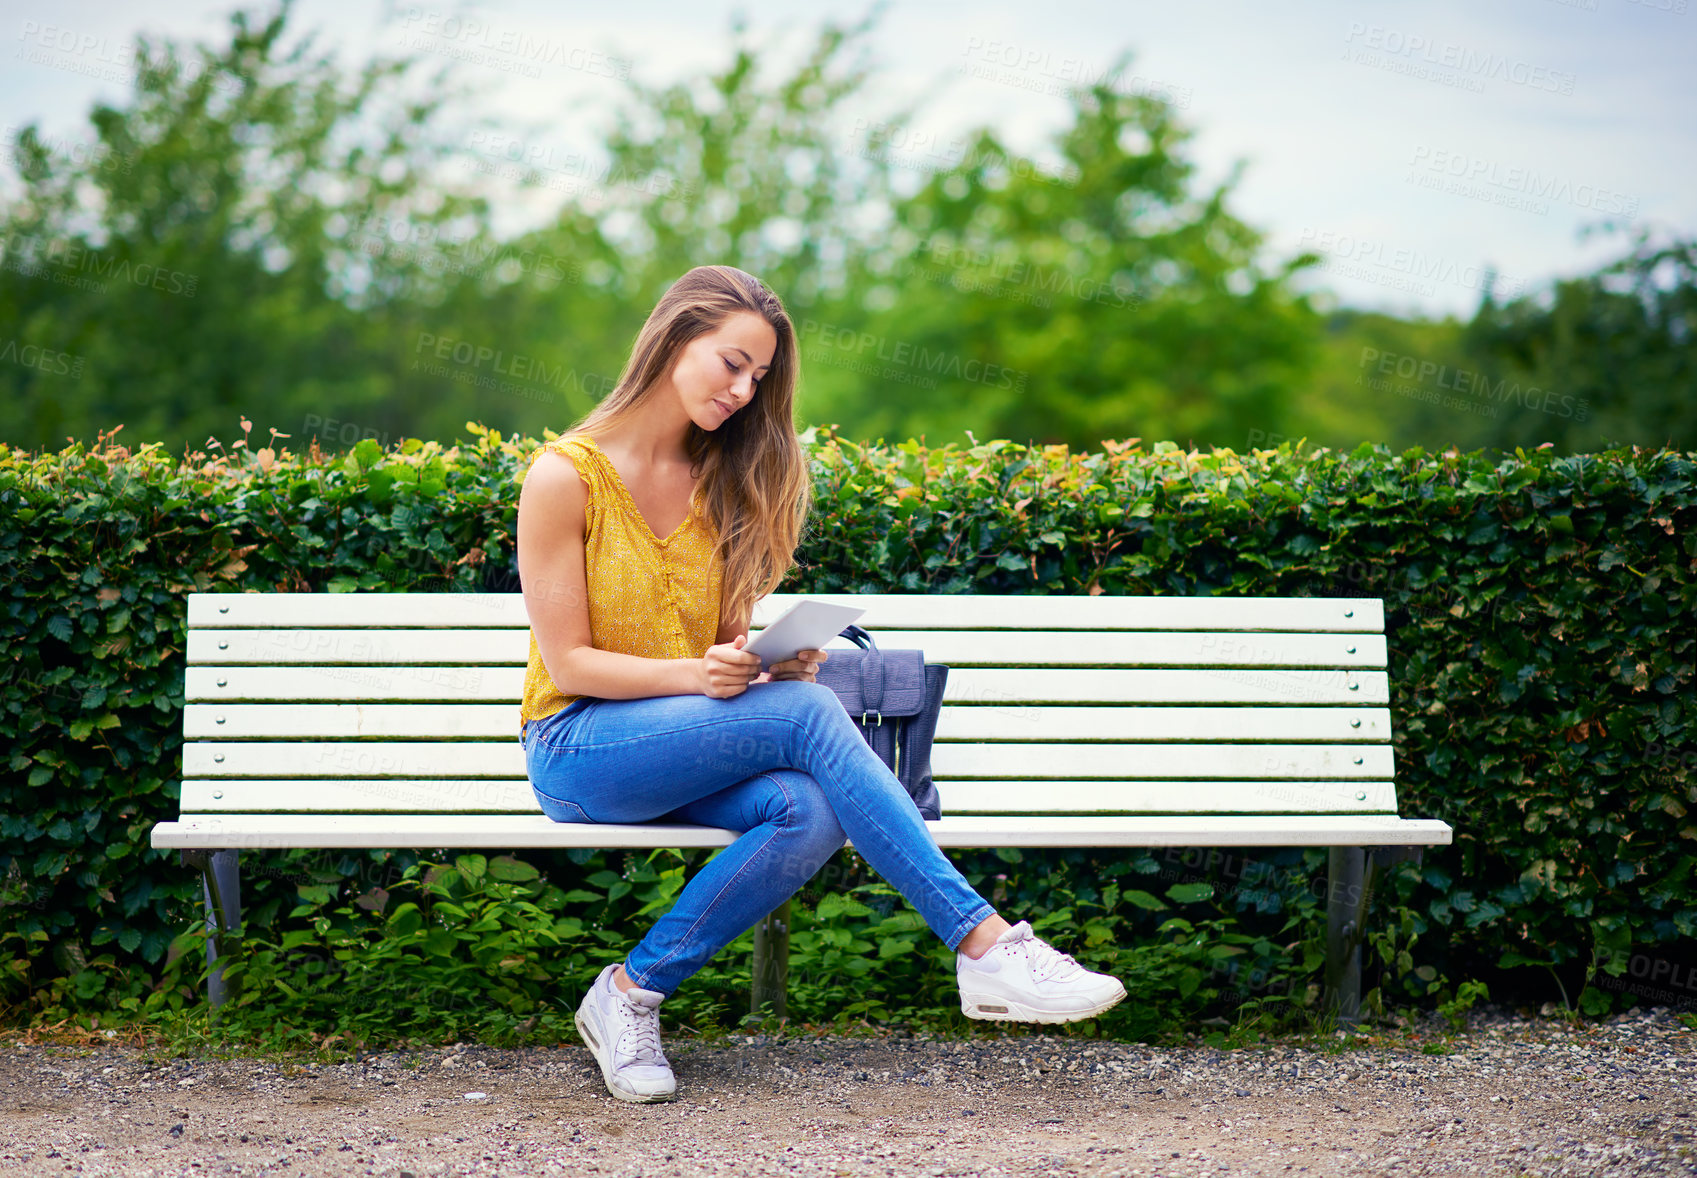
left=723, top=359, right=739, bottom=374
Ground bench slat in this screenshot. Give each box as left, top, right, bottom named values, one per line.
left=941, top=780, right=1398, bottom=813
left=184, top=704, right=520, bottom=739
left=180, top=779, right=535, bottom=811
left=178, top=778, right=1400, bottom=814
left=187, top=629, right=1389, bottom=669
left=186, top=667, right=1391, bottom=705
left=180, top=742, right=1396, bottom=781
left=184, top=704, right=1394, bottom=742
left=189, top=593, right=1386, bottom=633
left=150, top=812, right=1453, bottom=850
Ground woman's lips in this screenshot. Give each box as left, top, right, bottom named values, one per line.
left=714, top=398, right=734, bottom=416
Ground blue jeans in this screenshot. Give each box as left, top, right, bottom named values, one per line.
left=522, top=679, right=997, bottom=997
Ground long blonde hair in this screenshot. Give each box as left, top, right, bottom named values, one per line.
left=563, top=265, right=809, bottom=628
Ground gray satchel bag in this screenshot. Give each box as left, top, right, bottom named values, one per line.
left=814, top=624, right=947, bottom=820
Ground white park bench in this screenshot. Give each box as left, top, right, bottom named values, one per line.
left=152, top=592, right=1452, bottom=1026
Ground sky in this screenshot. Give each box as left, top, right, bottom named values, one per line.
left=3, top=0, right=1693, bottom=321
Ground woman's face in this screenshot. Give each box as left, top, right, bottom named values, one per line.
left=669, top=311, right=777, bottom=431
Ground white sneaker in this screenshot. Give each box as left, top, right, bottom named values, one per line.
left=574, top=964, right=677, bottom=1102
left=957, top=920, right=1127, bottom=1024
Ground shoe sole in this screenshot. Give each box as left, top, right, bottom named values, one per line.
left=574, top=1003, right=676, bottom=1103
left=959, top=981, right=1128, bottom=1024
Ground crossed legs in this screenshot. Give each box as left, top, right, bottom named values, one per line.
left=524, top=680, right=1001, bottom=996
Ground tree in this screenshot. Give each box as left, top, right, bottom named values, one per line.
left=0, top=2, right=504, bottom=451
left=448, top=11, right=895, bottom=443
left=24, top=7, right=1679, bottom=459
left=801, top=63, right=1325, bottom=450
left=1460, top=226, right=1697, bottom=452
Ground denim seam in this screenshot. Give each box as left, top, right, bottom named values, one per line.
left=529, top=705, right=585, bottom=754
left=527, top=771, right=595, bottom=824
left=627, top=769, right=799, bottom=994
left=943, top=902, right=1001, bottom=952
left=554, top=711, right=780, bottom=756
left=536, top=794, right=590, bottom=823
left=524, top=742, right=577, bottom=809
left=528, top=777, right=575, bottom=807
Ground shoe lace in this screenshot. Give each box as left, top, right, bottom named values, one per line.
left=1020, top=934, right=1083, bottom=984
left=617, top=994, right=666, bottom=1066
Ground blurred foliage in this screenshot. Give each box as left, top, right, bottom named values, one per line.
left=804, top=54, right=1323, bottom=449
left=0, top=6, right=506, bottom=449
left=2, top=425, right=1692, bottom=1046
left=1302, top=309, right=1471, bottom=451
left=1460, top=231, right=1697, bottom=453
left=4, top=3, right=1689, bottom=458
left=1303, top=229, right=1697, bottom=456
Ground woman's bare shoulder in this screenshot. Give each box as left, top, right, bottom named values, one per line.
left=520, top=446, right=590, bottom=525
left=526, top=434, right=598, bottom=482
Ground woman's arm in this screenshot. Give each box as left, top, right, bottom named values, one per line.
left=715, top=606, right=750, bottom=648
left=518, top=449, right=707, bottom=700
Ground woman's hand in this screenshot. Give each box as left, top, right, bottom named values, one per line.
left=700, top=635, right=763, bottom=698
left=766, top=648, right=829, bottom=684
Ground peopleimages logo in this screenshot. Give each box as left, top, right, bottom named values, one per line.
left=959, top=36, right=1194, bottom=107
left=395, top=8, right=630, bottom=79
left=16, top=20, right=244, bottom=94
left=410, top=331, right=617, bottom=404
left=1297, top=228, right=1528, bottom=298
left=797, top=319, right=1027, bottom=391
left=0, top=338, right=84, bottom=378
left=912, top=239, right=1137, bottom=308
left=1406, top=147, right=1640, bottom=218
left=845, top=119, right=1079, bottom=186
left=1592, top=944, right=1697, bottom=1011
left=1357, top=347, right=1590, bottom=421
left=0, top=122, right=133, bottom=175
left=463, top=130, right=691, bottom=200
left=0, top=232, right=199, bottom=297
left=1341, top=22, right=1577, bottom=96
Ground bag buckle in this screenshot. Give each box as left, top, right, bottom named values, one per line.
left=861, top=711, right=882, bottom=727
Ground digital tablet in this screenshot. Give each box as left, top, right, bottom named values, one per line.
left=744, top=599, right=868, bottom=671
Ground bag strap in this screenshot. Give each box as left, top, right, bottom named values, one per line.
left=840, top=624, right=885, bottom=723
left=860, top=647, right=885, bottom=719
left=840, top=624, right=877, bottom=650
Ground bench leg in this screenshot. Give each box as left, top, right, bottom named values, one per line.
left=1324, top=847, right=1364, bottom=1028
left=750, top=899, right=791, bottom=1022
left=183, top=850, right=242, bottom=1012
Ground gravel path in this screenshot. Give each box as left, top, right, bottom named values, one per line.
left=1, top=1007, right=1692, bottom=1177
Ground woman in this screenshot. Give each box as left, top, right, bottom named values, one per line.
left=517, top=265, right=1125, bottom=1104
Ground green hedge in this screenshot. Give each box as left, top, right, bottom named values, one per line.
left=2, top=424, right=1693, bottom=1033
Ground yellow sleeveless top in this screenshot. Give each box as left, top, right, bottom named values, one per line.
left=520, top=434, right=724, bottom=725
